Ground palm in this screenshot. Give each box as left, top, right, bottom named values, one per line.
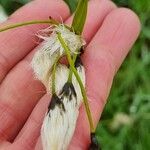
left=0, top=0, right=140, bottom=150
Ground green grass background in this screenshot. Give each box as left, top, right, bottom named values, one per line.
left=0, top=0, right=149, bottom=149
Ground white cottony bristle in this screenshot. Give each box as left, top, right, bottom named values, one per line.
left=37, top=24, right=85, bottom=56
left=31, top=49, right=57, bottom=86
left=31, top=25, right=86, bottom=150
left=47, top=64, right=85, bottom=97
left=31, top=25, right=85, bottom=87
left=72, top=65, right=85, bottom=102
left=47, top=65, right=69, bottom=94
left=41, top=64, right=85, bottom=150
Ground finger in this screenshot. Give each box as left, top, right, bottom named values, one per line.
left=0, top=0, right=70, bottom=141
left=69, top=8, right=141, bottom=149
left=13, top=95, right=49, bottom=150
left=11, top=0, right=117, bottom=147
left=0, top=0, right=70, bottom=83
left=0, top=98, right=46, bottom=150
left=65, top=0, right=116, bottom=43
left=0, top=140, right=10, bottom=149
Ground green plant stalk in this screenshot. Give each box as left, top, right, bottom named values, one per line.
left=52, top=55, right=60, bottom=94
left=68, top=53, right=78, bottom=82
left=57, top=33, right=95, bottom=133
left=0, top=20, right=57, bottom=32
left=0, top=19, right=71, bottom=33
left=71, top=0, right=88, bottom=34
left=70, top=0, right=88, bottom=82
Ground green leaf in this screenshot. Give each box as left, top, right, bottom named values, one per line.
left=71, top=0, right=88, bottom=35
left=64, top=0, right=78, bottom=12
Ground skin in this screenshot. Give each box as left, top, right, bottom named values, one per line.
left=0, top=0, right=141, bottom=150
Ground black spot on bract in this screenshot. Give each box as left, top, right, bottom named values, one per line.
left=48, top=94, right=65, bottom=113
left=75, top=56, right=83, bottom=68
left=60, top=82, right=77, bottom=100
left=89, top=133, right=101, bottom=150
left=80, top=47, right=84, bottom=55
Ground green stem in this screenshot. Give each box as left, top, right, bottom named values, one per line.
left=0, top=20, right=58, bottom=32
left=0, top=19, right=71, bottom=33
left=68, top=69, right=73, bottom=83
left=68, top=54, right=78, bottom=82
left=57, top=33, right=95, bottom=133
left=52, top=55, right=60, bottom=94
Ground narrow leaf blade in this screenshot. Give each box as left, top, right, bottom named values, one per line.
left=71, top=0, right=88, bottom=35
left=64, top=0, right=78, bottom=12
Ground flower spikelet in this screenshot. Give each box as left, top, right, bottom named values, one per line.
left=31, top=25, right=85, bottom=86
left=41, top=63, right=85, bottom=150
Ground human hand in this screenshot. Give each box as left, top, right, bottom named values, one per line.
left=0, top=0, right=140, bottom=149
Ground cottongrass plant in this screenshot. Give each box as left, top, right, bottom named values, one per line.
left=32, top=24, right=86, bottom=149
left=31, top=24, right=85, bottom=86
left=41, top=63, right=85, bottom=150
left=0, top=0, right=100, bottom=149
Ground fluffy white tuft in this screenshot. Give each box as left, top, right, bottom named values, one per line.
left=31, top=48, right=58, bottom=86
left=31, top=25, right=85, bottom=87
left=37, top=24, right=85, bottom=56
left=41, top=64, right=85, bottom=150
left=31, top=24, right=86, bottom=150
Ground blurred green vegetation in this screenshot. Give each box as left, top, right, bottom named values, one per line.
left=96, top=1, right=150, bottom=150
left=0, top=0, right=149, bottom=149
left=0, top=0, right=30, bottom=15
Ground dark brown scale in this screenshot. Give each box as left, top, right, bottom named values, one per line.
left=89, top=133, right=101, bottom=150
left=80, top=47, right=84, bottom=55
left=48, top=94, right=65, bottom=113
left=75, top=56, right=83, bottom=68
left=74, top=46, right=84, bottom=68
left=60, top=82, right=77, bottom=100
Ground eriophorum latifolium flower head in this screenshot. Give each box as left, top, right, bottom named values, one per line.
left=38, top=24, right=85, bottom=56
left=41, top=63, right=85, bottom=150
left=31, top=0, right=100, bottom=148
left=31, top=24, right=85, bottom=86
left=31, top=23, right=86, bottom=149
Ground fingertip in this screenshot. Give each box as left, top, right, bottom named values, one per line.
left=114, top=7, right=141, bottom=37
left=103, top=0, right=117, bottom=9
left=95, top=7, right=141, bottom=45
left=83, top=0, right=117, bottom=42
left=88, top=7, right=141, bottom=71
left=9, top=0, right=70, bottom=22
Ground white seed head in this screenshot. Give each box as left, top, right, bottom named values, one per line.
left=47, top=64, right=69, bottom=94
left=41, top=64, right=85, bottom=150
left=31, top=24, right=85, bottom=87
left=31, top=48, right=57, bottom=86
left=31, top=24, right=86, bottom=150
left=47, top=64, right=85, bottom=98
left=37, top=24, right=85, bottom=56
left=72, top=65, right=85, bottom=103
